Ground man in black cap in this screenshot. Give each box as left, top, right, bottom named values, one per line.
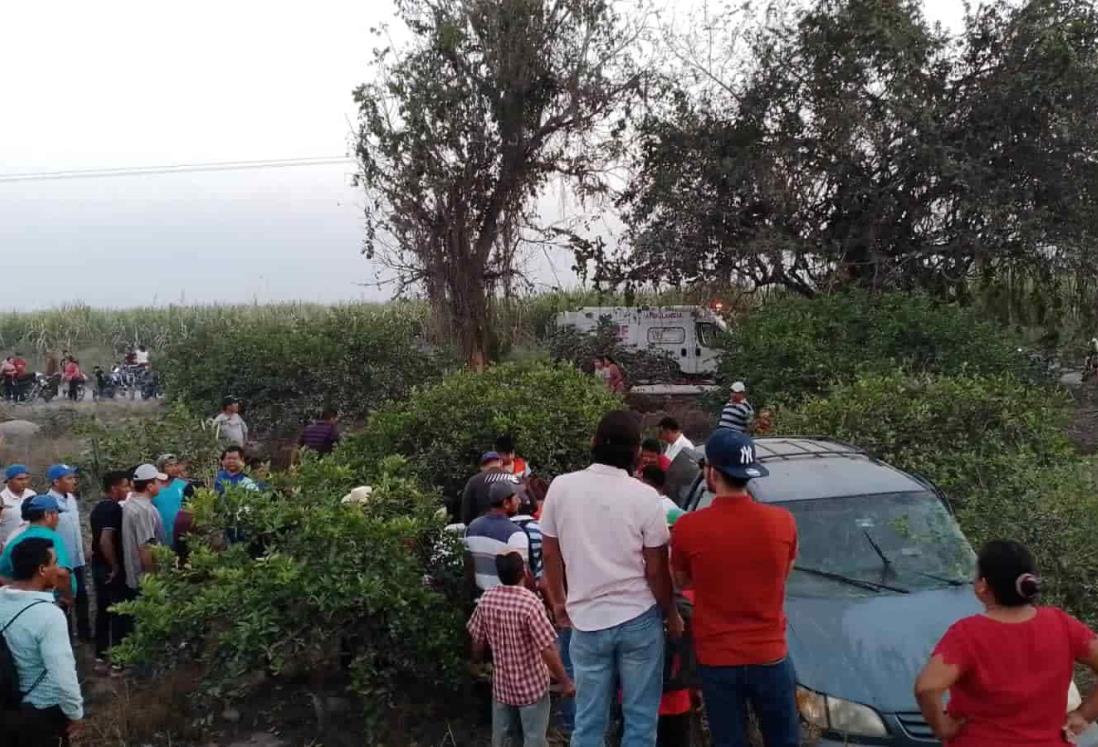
left=670, top=428, right=797, bottom=747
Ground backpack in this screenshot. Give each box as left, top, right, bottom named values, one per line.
left=0, top=600, right=50, bottom=709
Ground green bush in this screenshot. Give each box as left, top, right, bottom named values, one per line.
left=158, top=306, right=455, bottom=436
left=73, top=405, right=224, bottom=491
left=956, top=462, right=1098, bottom=624
left=776, top=372, right=1073, bottom=501
left=337, top=361, right=621, bottom=501
left=722, top=292, right=1034, bottom=405
left=113, top=457, right=465, bottom=710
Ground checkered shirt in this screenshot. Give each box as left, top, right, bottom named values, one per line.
left=467, top=584, right=557, bottom=706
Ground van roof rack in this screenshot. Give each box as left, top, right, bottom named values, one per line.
left=754, top=437, right=869, bottom=463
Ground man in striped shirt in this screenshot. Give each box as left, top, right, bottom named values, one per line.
left=464, top=482, right=530, bottom=594
left=718, top=381, right=755, bottom=433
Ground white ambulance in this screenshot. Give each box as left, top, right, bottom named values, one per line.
left=554, top=306, right=728, bottom=377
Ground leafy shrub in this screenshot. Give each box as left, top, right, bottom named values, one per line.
left=73, top=405, right=223, bottom=490
left=338, top=361, right=621, bottom=501
left=113, top=457, right=465, bottom=710
left=158, top=306, right=455, bottom=436
left=776, top=372, right=1073, bottom=501
left=722, top=292, right=1034, bottom=405
left=547, top=317, right=681, bottom=384
left=956, top=462, right=1098, bottom=624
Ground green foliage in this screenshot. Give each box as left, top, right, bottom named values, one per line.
left=112, top=457, right=465, bottom=706
left=956, top=462, right=1098, bottom=624
left=158, top=306, right=454, bottom=436
left=613, top=0, right=1098, bottom=296
left=776, top=371, right=1073, bottom=501
left=338, top=361, right=621, bottom=500
left=73, top=405, right=223, bottom=490
left=722, top=292, right=1032, bottom=405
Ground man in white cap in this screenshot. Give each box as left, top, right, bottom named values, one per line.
left=718, top=381, right=755, bottom=433
left=121, top=464, right=167, bottom=599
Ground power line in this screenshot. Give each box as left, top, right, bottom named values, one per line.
left=0, top=156, right=357, bottom=183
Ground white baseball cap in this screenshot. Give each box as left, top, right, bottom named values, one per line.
left=133, top=464, right=168, bottom=482
left=731, top=381, right=747, bottom=393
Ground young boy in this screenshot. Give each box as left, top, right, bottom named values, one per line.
left=468, top=551, right=574, bottom=747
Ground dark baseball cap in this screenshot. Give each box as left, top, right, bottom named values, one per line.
left=704, top=429, right=769, bottom=481
left=488, top=479, right=520, bottom=507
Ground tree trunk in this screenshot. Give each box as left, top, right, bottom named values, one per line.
left=449, top=260, right=491, bottom=371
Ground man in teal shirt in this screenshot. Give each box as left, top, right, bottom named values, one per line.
left=152, top=454, right=194, bottom=550
left=0, top=494, right=76, bottom=598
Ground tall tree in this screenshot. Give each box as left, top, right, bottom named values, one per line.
left=610, top=0, right=1098, bottom=297
left=354, top=0, right=642, bottom=367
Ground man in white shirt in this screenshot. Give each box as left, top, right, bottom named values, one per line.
left=658, top=416, right=695, bottom=462
left=212, top=396, right=249, bottom=447
left=0, top=464, right=36, bottom=545
left=541, top=410, right=683, bottom=747
left=0, top=536, right=84, bottom=745
left=46, top=464, right=90, bottom=641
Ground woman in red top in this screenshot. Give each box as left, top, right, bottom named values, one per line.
left=915, top=540, right=1098, bottom=746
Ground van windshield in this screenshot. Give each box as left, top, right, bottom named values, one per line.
left=779, top=491, right=975, bottom=597
left=695, top=322, right=719, bottom=348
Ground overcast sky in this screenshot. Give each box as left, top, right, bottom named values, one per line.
left=0, top=0, right=965, bottom=310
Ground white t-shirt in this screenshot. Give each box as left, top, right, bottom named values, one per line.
left=664, top=433, right=695, bottom=463
left=0, top=488, right=35, bottom=545
left=135, top=350, right=150, bottom=365
left=540, top=463, right=670, bottom=632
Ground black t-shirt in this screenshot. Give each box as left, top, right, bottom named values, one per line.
left=459, top=469, right=519, bottom=526
left=90, top=499, right=123, bottom=573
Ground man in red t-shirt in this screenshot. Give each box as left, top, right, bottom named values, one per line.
left=671, top=429, right=798, bottom=747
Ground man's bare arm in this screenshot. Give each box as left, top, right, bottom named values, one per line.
left=643, top=545, right=684, bottom=638
left=541, top=536, right=570, bottom=628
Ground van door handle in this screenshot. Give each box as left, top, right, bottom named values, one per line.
left=681, top=348, right=687, bottom=357
left=695, top=347, right=702, bottom=357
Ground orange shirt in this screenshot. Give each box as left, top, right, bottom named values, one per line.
left=671, top=495, right=797, bottom=666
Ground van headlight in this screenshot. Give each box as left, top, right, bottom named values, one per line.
left=797, top=687, right=888, bottom=738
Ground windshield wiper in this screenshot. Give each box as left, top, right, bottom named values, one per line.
left=794, top=566, right=910, bottom=594
left=863, top=529, right=966, bottom=588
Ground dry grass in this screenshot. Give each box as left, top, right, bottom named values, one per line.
left=82, top=666, right=205, bottom=747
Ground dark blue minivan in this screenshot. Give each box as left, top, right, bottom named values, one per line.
left=670, top=437, right=1092, bottom=746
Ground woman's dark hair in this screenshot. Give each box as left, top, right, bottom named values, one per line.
left=591, top=410, right=641, bottom=472
left=321, top=407, right=339, bottom=420
left=495, top=552, right=525, bottom=586
left=11, top=537, right=55, bottom=581
left=494, top=434, right=516, bottom=454
left=977, top=540, right=1041, bottom=606
left=641, top=437, right=663, bottom=454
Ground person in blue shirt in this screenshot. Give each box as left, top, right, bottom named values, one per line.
left=0, top=495, right=77, bottom=599
left=0, top=537, right=84, bottom=745
left=152, top=454, right=194, bottom=550
left=214, top=446, right=260, bottom=494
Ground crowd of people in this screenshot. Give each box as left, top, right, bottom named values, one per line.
left=4, top=375, right=1098, bottom=747
left=456, top=403, right=1098, bottom=747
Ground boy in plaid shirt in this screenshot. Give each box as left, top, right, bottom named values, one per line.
left=468, top=551, right=575, bottom=747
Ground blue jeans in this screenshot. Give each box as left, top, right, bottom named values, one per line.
left=557, top=626, right=576, bottom=732
left=698, top=659, right=798, bottom=747
left=493, top=693, right=551, bottom=747
left=570, top=606, right=664, bottom=747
